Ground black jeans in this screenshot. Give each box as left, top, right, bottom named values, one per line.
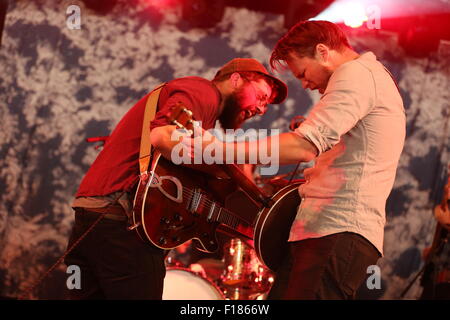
left=268, top=232, right=381, bottom=300
left=64, top=210, right=166, bottom=299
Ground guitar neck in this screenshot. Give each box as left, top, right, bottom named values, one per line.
left=213, top=206, right=253, bottom=239
left=220, top=164, right=272, bottom=209
left=209, top=204, right=248, bottom=229
left=185, top=186, right=253, bottom=239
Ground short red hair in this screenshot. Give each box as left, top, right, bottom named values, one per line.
left=270, top=20, right=352, bottom=70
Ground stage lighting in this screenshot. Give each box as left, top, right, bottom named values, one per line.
left=312, top=0, right=372, bottom=28
left=147, top=0, right=177, bottom=9
left=342, top=2, right=368, bottom=28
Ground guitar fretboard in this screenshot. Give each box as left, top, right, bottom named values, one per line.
left=183, top=187, right=251, bottom=231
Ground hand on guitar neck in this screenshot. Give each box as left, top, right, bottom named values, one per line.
left=149, top=124, right=228, bottom=178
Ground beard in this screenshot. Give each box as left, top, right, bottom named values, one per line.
left=218, top=90, right=247, bottom=130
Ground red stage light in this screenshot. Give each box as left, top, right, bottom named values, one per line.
left=146, top=0, right=176, bottom=9
left=312, top=0, right=369, bottom=28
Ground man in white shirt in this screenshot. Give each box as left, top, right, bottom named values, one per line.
left=268, top=20, right=406, bottom=299
left=185, top=20, right=405, bottom=299
left=266, top=20, right=406, bottom=299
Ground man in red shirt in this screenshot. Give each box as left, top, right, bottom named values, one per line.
left=64, top=58, right=287, bottom=299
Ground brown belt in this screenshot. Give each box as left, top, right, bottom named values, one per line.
left=75, top=206, right=128, bottom=221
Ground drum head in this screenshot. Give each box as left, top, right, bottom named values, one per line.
left=163, top=268, right=225, bottom=300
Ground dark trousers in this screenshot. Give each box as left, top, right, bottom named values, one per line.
left=64, top=210, right=166, bottom=300
left=268, top=232, right=381, bottom=300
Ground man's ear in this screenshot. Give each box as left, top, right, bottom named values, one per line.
left=229, top=72, right=241, bottom=89
left=315, top=43, right=329, bottom=62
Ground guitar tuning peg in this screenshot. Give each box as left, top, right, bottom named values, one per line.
left=173, top=120, right=182, bottom=128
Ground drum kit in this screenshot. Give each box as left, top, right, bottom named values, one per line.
left=163, top=238, right=274, bottom=300
left=163, top=169, right=305, bottom=300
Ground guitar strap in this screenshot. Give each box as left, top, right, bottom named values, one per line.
left=139, top=83, right=166, bottom=179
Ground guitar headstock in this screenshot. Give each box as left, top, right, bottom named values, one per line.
left=166, top=102, right=196, bottom=136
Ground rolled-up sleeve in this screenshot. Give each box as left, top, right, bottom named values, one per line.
left=294, top=61, right=376, bottom=155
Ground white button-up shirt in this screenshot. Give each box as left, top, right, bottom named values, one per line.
left=291, top=52, right=406, bottom=255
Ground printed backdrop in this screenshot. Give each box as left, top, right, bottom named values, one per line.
left=0, top=0, right=449, bottom=299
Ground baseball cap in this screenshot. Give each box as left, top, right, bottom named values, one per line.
left=214, top=58, right=288, bottom=104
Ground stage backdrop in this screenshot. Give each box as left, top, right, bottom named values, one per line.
left=0, top=0, right=448, bottom=299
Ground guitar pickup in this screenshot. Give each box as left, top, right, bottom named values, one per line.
left=187, top=189, right=202, bottom=214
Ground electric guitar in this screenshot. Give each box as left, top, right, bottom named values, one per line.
left=131, top=104, right=253, bottom=253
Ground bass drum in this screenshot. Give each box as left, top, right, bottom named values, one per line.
left=163, top=267, right=225, bottom=300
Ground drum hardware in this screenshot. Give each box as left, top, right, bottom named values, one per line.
left=220, top=238, right=274, bottom=299
left=163, top=238, right=275, bottom=300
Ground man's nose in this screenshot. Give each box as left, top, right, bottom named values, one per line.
left=255, top=104, right=268, bottom=115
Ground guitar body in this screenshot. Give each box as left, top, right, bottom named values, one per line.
left=254, top=181, right=303, bottom=271
left=134, top=155, right=216, bottom=252
left=132, top=154, right=249, bottom=253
